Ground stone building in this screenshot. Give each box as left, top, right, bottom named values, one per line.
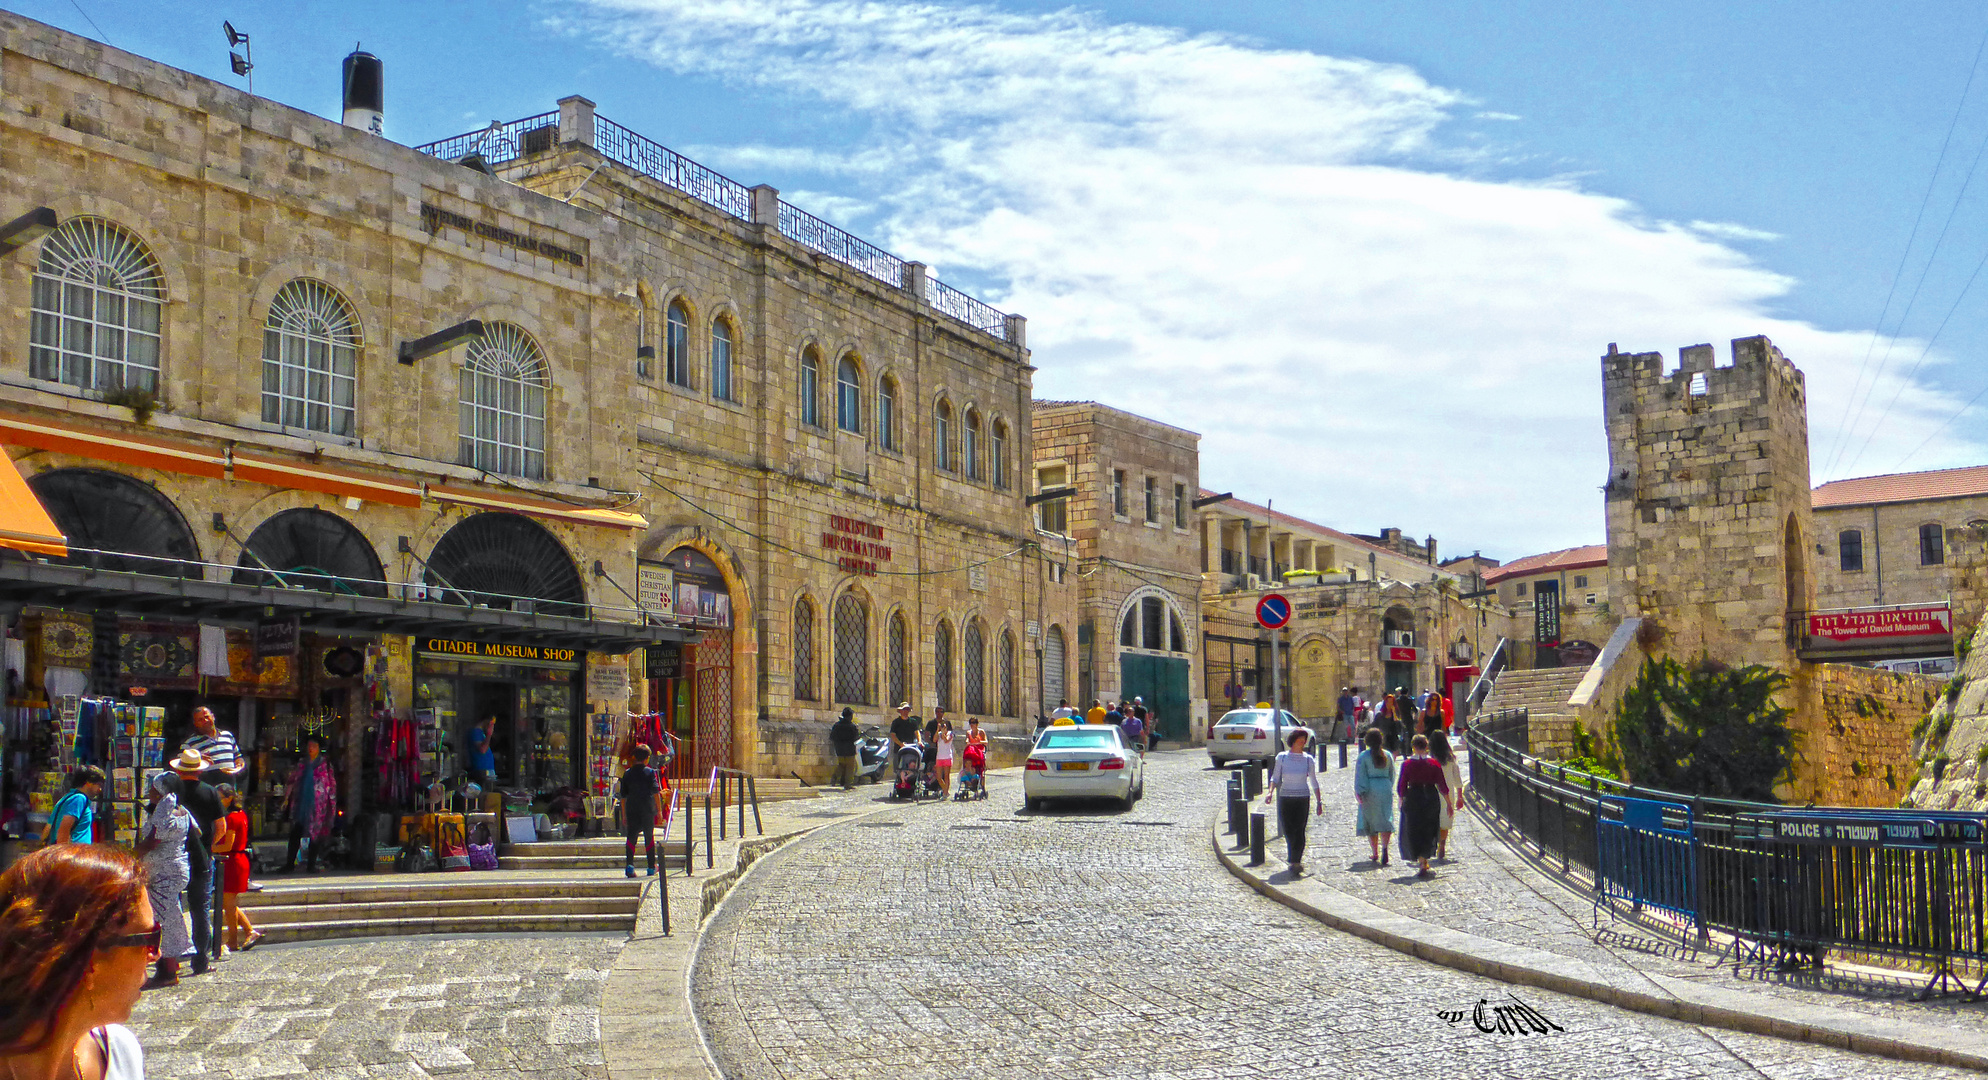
left=1029, top=402, right=1201, bottom=736
left=1193, top=495, right=1484, bottom=725
left=1812, top=467, right=1988, bottom=628
left=0, top=12, right=1056, bottom=799
left=1481, top=544, right=1613, bottom=669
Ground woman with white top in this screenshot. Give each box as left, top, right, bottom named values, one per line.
left=0, top=844, right=155, bottom=1079
left=1262, top=729, right=1324, bottom=876
left=1429, top=729, right=1465, bottom=860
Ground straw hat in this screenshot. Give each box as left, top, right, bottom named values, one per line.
left=169, top=747, right=210, bottom=774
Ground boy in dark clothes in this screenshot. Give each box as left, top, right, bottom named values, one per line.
left=619, top=744, right=664, bottom=878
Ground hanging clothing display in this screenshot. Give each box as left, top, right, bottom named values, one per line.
left=196, top=624, right=230, bottom=678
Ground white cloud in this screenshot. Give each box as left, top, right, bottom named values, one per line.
left=565, top=0, right=1981, bottom=559
left=1474, top=110, right=1522, bottom=121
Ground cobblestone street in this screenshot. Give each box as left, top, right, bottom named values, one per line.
left=126, top=934, right=621, bottom=1080
left=694, top=751, right=1977, bottom=1079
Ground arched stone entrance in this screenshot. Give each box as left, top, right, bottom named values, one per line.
left=640, top=536, right=754, bottom=776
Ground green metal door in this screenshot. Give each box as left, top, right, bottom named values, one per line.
left=1119, top=652, right=1191, bottom=740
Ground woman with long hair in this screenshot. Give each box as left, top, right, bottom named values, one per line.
left=1428, top=730, right=1465, bottom=860
left=0, top=844, right=156, bottom=1079
left=1352, top=727, right=1396, bottom=866
left=214, top=784, right=262, bottom=952
left=1396, top=734, right=1452, bottom=879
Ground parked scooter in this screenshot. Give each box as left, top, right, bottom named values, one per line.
left=854, top=726, right=892, bottom=785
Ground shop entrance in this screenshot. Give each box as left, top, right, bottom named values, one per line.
left=645, top=547, right=735, bottom=777
left=414, top=644, right=583, bottom=794
left=466, top=680, right=516, bottom=783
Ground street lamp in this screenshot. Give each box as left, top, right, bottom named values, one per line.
left=223, top=21, right=253, bottom=95
left=0, top=207, right=57, bottom=258
left=398, top=320, right=486, bottom=365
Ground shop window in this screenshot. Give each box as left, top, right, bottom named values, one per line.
left=834, top=591, right=871, bottom=704
left=837, top=355, right=862, bottom=433
left=878, top=376, right=899, bottom=451
left=665, top=300, right=691, bottom=387
left=30, top=217, right=164, bottom=393
left=963, top=619, right=987, bottom=714
left=998, top=630, right=1017, bottom=717
left=261, top=279, right=359, bottom=436
left=888, top=612, right=910, bottom=707
left=1920, top=523, right=1944, bottom=566
left=711, top=318, right=734, bottom=402
left=1839, top=529, right=1863, bottom=572
left=793, top=597, right=818, bottom=701
left=459, top=323, right=548, bottom=480
left=800, top=348, right=821, bottom=428
left=935, top=619, right=954, bottom=710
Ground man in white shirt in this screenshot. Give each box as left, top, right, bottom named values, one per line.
left=1049, top=698, right=1079, bottom=722
left=181, top=706, right=245, bottom=783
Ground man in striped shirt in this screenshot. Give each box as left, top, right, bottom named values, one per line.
left=183, top=706, right=245, bottom=782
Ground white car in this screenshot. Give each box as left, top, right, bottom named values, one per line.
left=1207, top=708, right=1311, bottom=767
left=1023, top=725, right=1144, bottom=810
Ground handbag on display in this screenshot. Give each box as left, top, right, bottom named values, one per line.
left=467, top=821, right=499, bottom=871
left=393, top=840, right=437, bottom=874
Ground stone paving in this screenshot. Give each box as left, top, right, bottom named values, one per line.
left=127, top=933, right=622, bottom=1080
left=693, top=750, right=1980, bottom=1079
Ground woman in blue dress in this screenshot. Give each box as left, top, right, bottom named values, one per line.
left=1352, top=727, right=1397, bottom=866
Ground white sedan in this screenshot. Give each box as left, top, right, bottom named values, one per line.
left=1207, top=708, right=1312, bottom=767
left=1023, top=725, right=1144, bottom=810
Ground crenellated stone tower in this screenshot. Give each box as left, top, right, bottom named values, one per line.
left=1601, top=335, right=1815, bottom=670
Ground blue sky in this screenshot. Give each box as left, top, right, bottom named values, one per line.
left=16, top=0, right=1988, bottom=559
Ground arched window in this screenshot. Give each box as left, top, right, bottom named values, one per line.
left=459, top=322, right=548, bottom=479
left=28, top=468, right=199, bottom=577
left=935, top=400, right=953, bottom=471
left=711, top=318, right=734, bottom=402
left=424, top=512, right=586, bottom=618
left=934, top=619, right=954, bottom=711
left=29, top=217, right=165, bottom=392
left=888, top=612, right=910, bottom=707
left=963, top=619, right=987, bottom=714
left=800, top=349, right=821, bottom=428
left=1120, top=607, right=1138, bottom=647
left=834, top=591, right=871, bottom=704
left=836, top=355, right=862, bottom=433
left=1043, top=625, right=1067, bottom=707
left=261, top=280, right=359, bottom=436
left=793, top=597, right=818, bottom=701
left=991, top=420, right=1008, bottom=489
left=998, top=630, right=1017, bottom=717
left=877, top=376, right=898, bottom=451
left=233, top=507, right=385, bottom=597
left=665, top=300, right=691, bottom=387
left=964, top=410, right=982, bottom=481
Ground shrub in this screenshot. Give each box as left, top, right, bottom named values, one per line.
left=1609, top=654, right=1796, bottom=802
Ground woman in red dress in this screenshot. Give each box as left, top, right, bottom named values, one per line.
left=214, top=784, right=262, bottom=952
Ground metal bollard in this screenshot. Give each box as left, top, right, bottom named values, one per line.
left=1338, top=740, right=1349, bottom=769
left=1243, top=763, right=1263, bottom=799
left=1247, top=811, right=1267, bottom=866
left=1228, top=790, right=1245, bottom=838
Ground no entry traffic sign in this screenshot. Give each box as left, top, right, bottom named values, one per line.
left=1256, top=593, right=1292, bottom=630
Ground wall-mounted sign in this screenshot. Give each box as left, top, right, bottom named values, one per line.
left=646, top=642, right=682, bottom=680
left=823, top=513, right=892, bottom=577
left=1534, top=579, right=1561, bottom=647
left=1385, top=646, right=1420, bottom=663
left=637, top=561, right=676, bottom=618
left=255, top=616, right=299, bottom=659
left=418, top=636, right=580, bottom=666
left=419, top=202, right=585, bottom=266
left=968, top=565, right=987, bottom=592
left=587, top=657, right=629, bottom=701
left=1807, top=604, right=1952, bottom=643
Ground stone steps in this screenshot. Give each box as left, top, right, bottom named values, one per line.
left=254, top=913, right=636, bottom=944
left=1481, top=668, right=1588, bottom=715
left=239, top=877, right=642, bottom=942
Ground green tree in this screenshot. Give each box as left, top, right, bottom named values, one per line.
left=1610, top=655, right=1796, bottom=802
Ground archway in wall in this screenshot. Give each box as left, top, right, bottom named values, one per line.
left=1116, top=590, right=1192, bottom=740
left=232, top=508, right=386, bottom=596
left=1381, top=605, right=1417, bottom=696
left=1783, top=513, right=1809, bottom=643
left=1292, top=637, right=1341, bottom=720
left=646, top=547, right=735, bottom=775
left=425, top=512, right=585, bottom=618
left=28, top=467, right=200, bottom=576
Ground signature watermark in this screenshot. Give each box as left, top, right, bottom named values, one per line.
left=1436, top=994, right=1565, bottom=1036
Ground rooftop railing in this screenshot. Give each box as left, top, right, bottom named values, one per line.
left=414, top=112, right=1014, bottom=343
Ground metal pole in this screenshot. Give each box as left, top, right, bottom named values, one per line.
left=683, top=796, right=694, bottom=877
left=703, top=795, right=714, bottom=869
left=748, top=776, right=762, bottom=835
left=1270, top=626, right=1281, bottom=752
left=718, top=775, right=728, bottom=840
left=1248, top=810, right=1266, bottom=866
left=659, top=867, right=671, bottom=934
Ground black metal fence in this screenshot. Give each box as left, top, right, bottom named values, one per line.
left=1469, top=709, right=1988, bottom=998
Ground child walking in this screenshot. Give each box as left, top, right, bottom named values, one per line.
left=933, top=718, right=956, bottom=796
left=619, top=744, right=664, bottom=877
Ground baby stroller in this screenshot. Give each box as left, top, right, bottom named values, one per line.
left=891, top=744, right=925, bottom=801
left=954, top=743, right=988, bottom=800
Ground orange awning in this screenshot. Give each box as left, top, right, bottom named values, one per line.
left=0, top=412, right=227, bottom=478
left=232, top=452, right=422, bottom=508
left=0, top=451, right=66, bottom=557
left=429, top=484, right=648, bottom=530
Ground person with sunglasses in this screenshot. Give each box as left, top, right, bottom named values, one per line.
left=0, top=844, right=155, bottom=1079
left=134, top=772, right=194, bottom=989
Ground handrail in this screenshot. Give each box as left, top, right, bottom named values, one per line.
left=1466, top=637, right=1509, bottom=710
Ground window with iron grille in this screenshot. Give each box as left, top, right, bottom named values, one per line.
left=800, top=350, right=821, bottom=427
left=711, top=319, right=734, bottom=401
left=963, top=620, right=986, bottom=714
left=934, top=620, right=954, bottom=710
left=261, top=279, right=358, bottom=436
left=666, top=300, right=691, bottom=387
left=834, top=591, right=871, bottom=704
left=793, top=597, right=818, bottom=701
left=998, top=631, right=1016, bottom=717
left=458, top=322, right=548, bottom=479
left=30, top=217, right=164, bottom=393
left=1141, top=597, right=1165, bottom=650
left=888, top=612, right=910, bottom=707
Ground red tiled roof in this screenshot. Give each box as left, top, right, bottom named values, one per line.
left=1812, top=465, right=1988, bottom=509
left=1196, top=490, right=1448, bottom=570
left=1481, top=544, right=1608, bottom=585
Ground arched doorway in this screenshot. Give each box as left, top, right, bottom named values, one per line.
left=1783, top=513, right=1809, bottom=646
left=28, top=467, right=200, bottom=576
left=1116, top=590, right=1192, bottom=740
left=232, top=508, right=386, bottom=596
left=1381, top=605, right=1417, bottom=696
left=646, top=547, right=734, bottom=775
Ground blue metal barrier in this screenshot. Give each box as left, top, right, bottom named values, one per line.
left=1596, top=796, right=1697, bottom=932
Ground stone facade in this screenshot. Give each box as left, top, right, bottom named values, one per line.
left=1813, top=487, right=1988, bottom=631
left=1807, top=663, right=1942, bottom=807
left=1907, top=625, right=1988, bottom=811
left=1030, top=402, right=1201, bottom=736
left=0, top=12, right=1061, bottom=782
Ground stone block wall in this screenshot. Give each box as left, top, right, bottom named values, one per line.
left=1803, top=664, right=1941, bottom=807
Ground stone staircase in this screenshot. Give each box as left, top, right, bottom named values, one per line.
left=239, top=877, right=643, bottom=943
left=1479, top=667, right=1589, bottom=757
left=498, top=836, right=696, bottom=872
